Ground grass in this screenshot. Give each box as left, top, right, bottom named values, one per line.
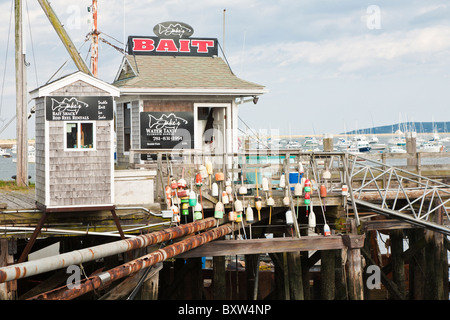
left=0, top=180, right=35, bottom=191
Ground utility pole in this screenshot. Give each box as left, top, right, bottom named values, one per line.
left=15, top=0, right=28, bottom=187
left=90, top=0, right=99, bottom=77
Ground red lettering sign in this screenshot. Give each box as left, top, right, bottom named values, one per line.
left=156, top=39, right=178, bottom=52
left=191, top=40, right=215, bottom=53
left=132, top=38, right=155, bottom=52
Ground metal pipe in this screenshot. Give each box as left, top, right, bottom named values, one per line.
left=29, top=222, right=234, bottom=300
left=0, top=217, right=217, bottom=283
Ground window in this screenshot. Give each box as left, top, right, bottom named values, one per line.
left=66, top=122, right=95, bottom=149
left=123, top=103, right=131, bottom=152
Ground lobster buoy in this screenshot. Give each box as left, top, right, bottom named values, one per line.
left=222, top=191, right=229, bottom=204
left=215, top=172, right=224, bottom=182
left=279, top=173, right=286, bottom=188
left=262, top=177, right=269, bottom=192
left=246, top=204, right=254, bottom=223
left=165, top=185, right=172, bottom=200
left=199, top=165, right=208, bottom=179
left=304, top=192, right=311, bottom=205
left=341, top=184, right=348, bottom=196
left=304, top=179, right=311, bottom=193
left=170, top=179, right=178, bottom=191
left=239, top=184, right=247, bottom=195
left=214, top=201, right=224, bottom=219
left=225, top=180, right=233, bottom=195
left=194, top=203, right=203, bottom=220
left=181, top=197, right=189, bottom=216
left=320, top=184, right=327, bottom=198
left=294, top=182, right=302, bottom=196
left=285, top=210, right=294, bottom=225
left=228, top=211, right=237, bottom=221
left=267, top=196, right=275, bottom=206
left=323, top=223, right=331, bottom=236
left=189, top=190, right=197, bottom=206
left=212, top=182, right=219, bottom=197
left=322, top=168, right=331, bottom=180
left=283, top=189, right=290, bottom=206
left=255, top=197, right=262, bottom=221
left=234, top=199, right=243, bottom=212
left=236, top=211, right=242, bottom=223
left=171, top=204, right=179, bottom=215
left=195, top=173, right=203, bottom=187
left=308, top=206, right=316, bottom=228
left=206, top=160, right=213, bottom=175
left=298, top=162, right=304, bottom=174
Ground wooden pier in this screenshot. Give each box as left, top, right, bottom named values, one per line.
left=0, top=147, right=449, bottom=300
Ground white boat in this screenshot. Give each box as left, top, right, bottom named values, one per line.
left=418, top=142, right=443, bottom=153
left=336, top=138, right=351, bottom=149
left=303, top=137, right=319, bottom=148
left=351, top=136, right=371, bottom=153
left=0, top=147, right=11, bottom=158
left=388, top=146, right=406, bottom=153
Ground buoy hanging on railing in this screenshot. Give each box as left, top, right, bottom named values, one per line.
left=267, top=194, right=275, bottom=224
left=298, top=162, right=304, bottom=174
left=308, top=203, right=316, bottom=234
left=323, top=223, right=331, bottom=236
left=195, top=173, right=203, bottom=187
left=262, top=176, right=269, bottom=192
left=171, top=179, right=178, bottom=192
left=212, top=182, right=219, bottom=197
left=178, top=168, right=187, bottom=189
left=304, top=179, right=311, bottom=193
left=165, top=185, right=172, bottom=206
left=214, top=201, right=224, bottom=219
left=228, top=211, right=237, bottom=221
left=320, top=184, right=327, bottom=198
left=285, top=209, right=294, bottom=225
left=280, top=173, right=286, bottom=188
left=199, top=165, right=208, bottom=179
left=215, top=172, right=224, bottom=182
left=255, top=169, right=262, bottom=221
left=194, top=202, right=203, bottom=221
left=294, top=181, right=302, bottom=196
left=283, top=189, right=290, bottom=206
left=304, top=192, right=311, bottom=217
left=206, top=159, right=213, bottom=189
left=189, top=190, right=197, bottom=207
left=341, top=184, right=348, bottom=196
left=222, top=191, right=229, bottom=204
left=234, top=198, right=243, bottom=212
left=246, top=204, right=254, bottom=223
left=225, top=180, right=232, bottom=195
left=322, top=168, right=331, bottom=180
left=181, top=197, right=189, bottom=217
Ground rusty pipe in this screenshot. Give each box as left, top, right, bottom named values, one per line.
left=29, top=223, right=234, bottom=300
left=0, top=218, right=217, bottom=283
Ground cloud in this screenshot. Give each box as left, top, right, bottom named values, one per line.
left=239, top=25, right=450, bottom=77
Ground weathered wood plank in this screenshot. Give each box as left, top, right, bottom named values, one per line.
left=177, top=235, right=365, bottom=258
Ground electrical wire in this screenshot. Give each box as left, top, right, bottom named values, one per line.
left=0, top=0, right=14, bottom=119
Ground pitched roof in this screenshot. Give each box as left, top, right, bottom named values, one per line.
left=112, top=55, right=266, bottom=96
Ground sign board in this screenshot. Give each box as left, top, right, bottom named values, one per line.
left=152, top=21, right=194, bottom=39
left=128, top=36, right=218, bottom=57
left=140, top=112, right=194, bottom=149
left=45, top=96, right=113, bottom=121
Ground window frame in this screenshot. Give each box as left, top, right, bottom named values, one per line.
left=64, top=121, right=97, bottom=151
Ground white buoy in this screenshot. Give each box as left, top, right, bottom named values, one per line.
left=283, top=189, right=290, bottom=206
left=285, top=210, right=294, bottom=225
left=212, top=182, right=219, bottom=197
left=280, top=173, right=286, bottom=188
left=246, top=204, right=254, bottom=223
left=294, top=182, right=302, bottom=197
left=341, top=184, right=348, bottom=196
left=323, top=223, right=331, bottom=236
left=194, top=203, right=203, bottom=220
left=222, top=191, right=229, bottom=204
left=214, top=201, right=224, bottom=219
left=234, top=199, right=243, bottom=212
left=262, top=177, right=269, bottom=192
left=199, top=165, right=208, bottom=179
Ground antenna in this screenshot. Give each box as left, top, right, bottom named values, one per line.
left=222, top=9, right=226, bottom=54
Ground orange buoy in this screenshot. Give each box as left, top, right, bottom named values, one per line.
left=320, top=184, right=327, bottom=198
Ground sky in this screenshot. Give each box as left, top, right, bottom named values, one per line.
left=0, top=0, right=449, bottom=139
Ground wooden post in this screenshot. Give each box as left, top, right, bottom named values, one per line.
left=15, top=0, right=28, bottom=187
left=287, top=251, right=304, bottom=300
left=424, top=201, right=446, bottom=300
left=0, top=239, right=16, bottom=300
left=408, top=229, right=426, bottom=300
left=321, top=250, right=335, bottom=300
left=345, top=219, right=364, bottom=300
left=245, top=254, right=260, bottom=300
left=390, top=230, right=406, bottom=298
left=213, top=256, right=226, bottom=300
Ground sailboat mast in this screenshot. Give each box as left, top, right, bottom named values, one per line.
left=91, top=0, right=99, bottom=77
left=15, top=0, right=28, bottom=186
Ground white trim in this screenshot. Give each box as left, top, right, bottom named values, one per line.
left=118, top=87, right=267, bottom=96
left=113, top=56, right=138, bottom=83
left=110, top=120, right=115, bottom=205
left=43, top=204, right=115, bottom=210
left=194, top=103, right=231, bottom=153
left=30, top=71, right=120, bottom=99
left=44, top=119, right=50, bottom=206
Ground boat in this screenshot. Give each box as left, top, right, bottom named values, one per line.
left=0, top=147, right=11, bottom=158
left=350, top=136, right=371, bottom=153
left=303, top=137, right=319, bottom=148
left=388, top=146, right=406, bottom=153
left=335, top=137, right=351, bottom=150
left=367, top=134, right=386, bottom=151
left=418, top=142, right=443, bottom=153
